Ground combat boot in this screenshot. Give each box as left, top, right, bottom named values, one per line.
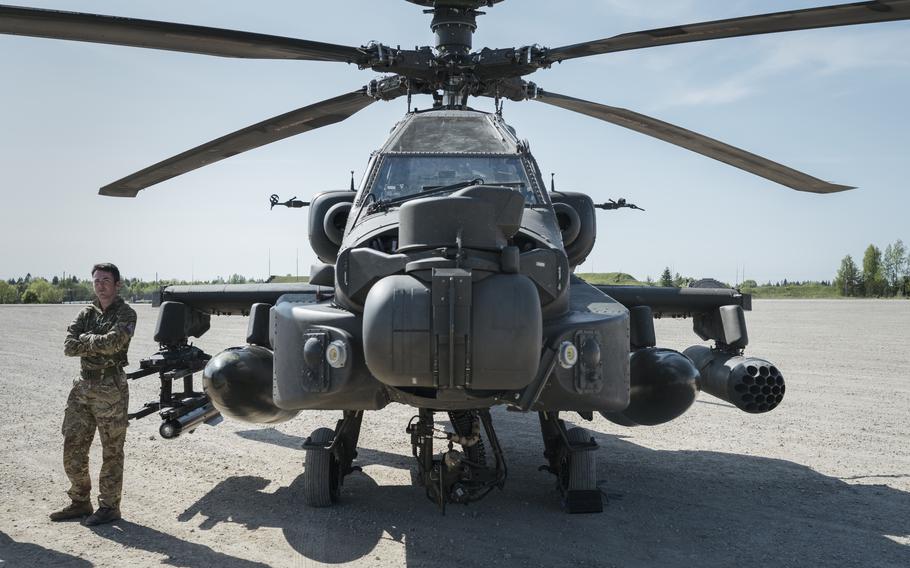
left=49, top=501, right=93, bottom=521
left=83, top=506, right=121, bottom=526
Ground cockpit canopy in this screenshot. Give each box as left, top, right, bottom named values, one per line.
left=359, top=110, right=543, bottom=210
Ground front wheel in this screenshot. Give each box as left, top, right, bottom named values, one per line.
left=303, top=427, right=340, bottom=507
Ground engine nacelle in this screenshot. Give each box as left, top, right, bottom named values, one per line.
left=308, top=191, right=355, bottom=264
left=203, top=345, right=299, bottom=424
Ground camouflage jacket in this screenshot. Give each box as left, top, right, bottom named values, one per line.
left=64, top=296, right=137, bottom=372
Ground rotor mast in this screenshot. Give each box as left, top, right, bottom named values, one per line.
left=423, top=1, right=483, bottom=108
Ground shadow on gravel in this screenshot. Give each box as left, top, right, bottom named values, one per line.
left=236, top=428, right=414, bottom=470
left=86, top=520, right=269, bottom=568
left=0, top=531, right=92, bottom=567
left=177, top=427, right=910, bottom=568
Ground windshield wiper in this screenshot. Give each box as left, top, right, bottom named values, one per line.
left=420, top=177, right=484, bottom=195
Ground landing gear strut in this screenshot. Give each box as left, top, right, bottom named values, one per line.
left=538, top=411, right=603, bottom=513
left=302, top=410, right=364, bottom=507
left=407, top=408, right=506, bottom=513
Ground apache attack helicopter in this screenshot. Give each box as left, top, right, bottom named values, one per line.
left=3, top=1, right=908, bottom=513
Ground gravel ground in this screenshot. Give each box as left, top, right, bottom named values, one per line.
left=0, top=300, right=908, bottom=567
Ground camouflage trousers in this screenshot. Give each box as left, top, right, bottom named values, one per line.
left=62, top=370, right=129, bottom=509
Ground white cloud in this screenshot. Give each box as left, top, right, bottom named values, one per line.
left=656, top=28, right=910, bottom=109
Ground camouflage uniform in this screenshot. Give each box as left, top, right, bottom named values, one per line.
left=62, top=296, right=136, bottom=510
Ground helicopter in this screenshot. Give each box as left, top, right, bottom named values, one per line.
left=2, top=1, right=907, bottom=514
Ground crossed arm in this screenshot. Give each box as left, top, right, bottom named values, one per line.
left=64, top=312, right=136, bottom=357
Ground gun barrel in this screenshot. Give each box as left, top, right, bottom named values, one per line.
left=159, top=402, right=221, bottom=439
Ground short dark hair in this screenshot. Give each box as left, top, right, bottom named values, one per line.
left=92, top=263, right=121, bottom=282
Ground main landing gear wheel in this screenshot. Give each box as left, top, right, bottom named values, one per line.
left=565, top=427, right=596, bottom=492
left=303, top=427, right=340, bottom=507
left=538, top=412, right=603, bottom=513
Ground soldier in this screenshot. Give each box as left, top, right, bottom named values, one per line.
left=49, top=263, right=137, bottom=526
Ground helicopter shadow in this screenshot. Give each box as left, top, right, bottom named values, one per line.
left=86, top=520, right=270, bottom=568
left=235, top=428, right=413, bottom=471
left=178, top=424, right=910, bottom=567
left=0, top=531, right=93, bottom=568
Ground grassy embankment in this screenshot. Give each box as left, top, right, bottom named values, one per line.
left=577, top=273, right=842, bottom=299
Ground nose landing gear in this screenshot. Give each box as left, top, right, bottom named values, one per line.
left=407, top=408, right=507, bottom=513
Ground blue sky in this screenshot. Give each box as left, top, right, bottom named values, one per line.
left=1, top=0, right=908, bottom=283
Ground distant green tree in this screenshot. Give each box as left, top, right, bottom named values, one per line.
left=51, top=275, right=59, bottom=286
left=659, top=267, right=673, bottom=287
left=21, top=289, right=38, bottom=304
left=862, top=244, right=885, bottom=297
left=673, top=273, right=693, bottom=287
left=228, top=274, right=247, bottom=284
left=25, top=279, right=63, bottom=304
left=883, top=239, right=907, bottom=296
left=0, top=281, right=18, bottom=303
left=834, top=255, right=861, bottom=297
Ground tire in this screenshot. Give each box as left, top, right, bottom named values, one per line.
left=566, top=427, right=596, bottom=491
left=303, top=427, right=339, bottom=507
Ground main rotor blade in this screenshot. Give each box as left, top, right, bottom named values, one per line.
left=0, top=4, right=366, bottom=63
left=534, top=89, right=853, bottom=193
left=547, top=0, right=910, bottom=62
left=100, top=89, right=376, bottom=197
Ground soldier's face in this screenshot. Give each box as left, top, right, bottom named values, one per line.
left=92, top=270, right=122, bottom=304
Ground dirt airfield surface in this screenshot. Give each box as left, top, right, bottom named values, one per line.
left=0, top=300, right=908, bottom=567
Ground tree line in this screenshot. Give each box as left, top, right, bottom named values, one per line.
left=0, top=273, right=263, bottom=304
left=834, top=240, right=909, bottom=297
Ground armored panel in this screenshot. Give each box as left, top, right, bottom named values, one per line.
left=534, top=277, right=630, bottom=413
left=272, top=297, right=389, bottom=411
left=398, top=195, right=503, bottom=252
left=362, top=275, right=434, bottom=386
left=453, top=185, right=525, bottom=237
left=470, top=273, right=541, bottom=389
left=362, top=272, right=541, bottom=391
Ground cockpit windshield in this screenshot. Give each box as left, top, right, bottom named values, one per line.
left=366, top=154, right=539, bottom=205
